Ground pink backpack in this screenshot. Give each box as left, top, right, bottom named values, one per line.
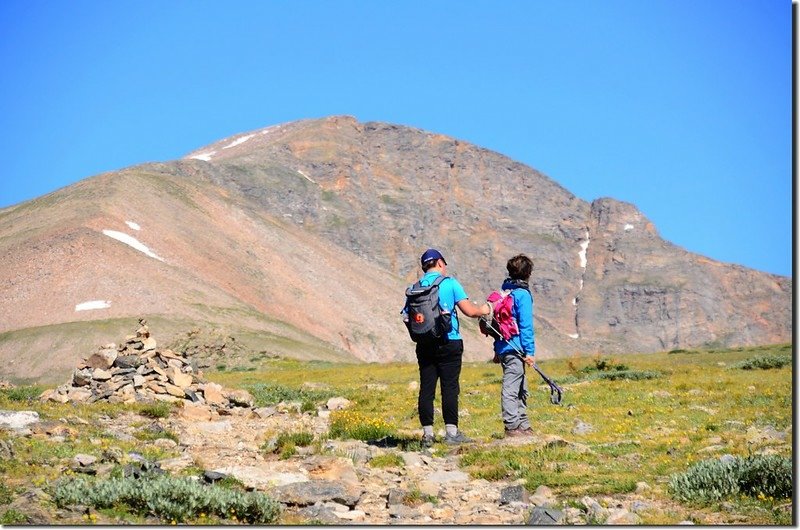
left=480, top=290, right=519, bottom=341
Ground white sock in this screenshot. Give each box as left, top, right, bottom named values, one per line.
left=422, top=425, right=434, bottom=437
left=445, top=424, right=458, bottom=436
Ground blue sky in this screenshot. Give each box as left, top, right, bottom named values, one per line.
left=0, top=0, right=791, bottom=276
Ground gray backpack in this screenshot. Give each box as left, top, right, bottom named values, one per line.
left=403, top=275, right=452, bottom=344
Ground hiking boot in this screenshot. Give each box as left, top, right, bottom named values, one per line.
left=444, top=431, right=473, bottom=445
left=421, top=433, right=435, bottom=448
left=505, top=427, right=533, bottom=438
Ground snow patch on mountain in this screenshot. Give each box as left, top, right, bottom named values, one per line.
left=102, top=230, right=165, bottom=262
left=125, top=221, right=141, bottom=231
left=224, top=134, right=255, bottom=149
left=190, top=151, right=216, bottom=161
left=75, top=300, right=111, bottom=311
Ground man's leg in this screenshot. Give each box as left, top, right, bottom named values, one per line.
left=416, top=343, right=438, bottom=428
left=437, top=340, right=463, bottom=428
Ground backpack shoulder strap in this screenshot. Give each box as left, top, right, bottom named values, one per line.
left=431, top=275, right=448, bottom=287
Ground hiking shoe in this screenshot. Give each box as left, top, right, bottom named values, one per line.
left=505, top=427, right=533, bottom=438
left=421, top=434, right=435, bottom=448
left=444, top=431, right=473, bottom=445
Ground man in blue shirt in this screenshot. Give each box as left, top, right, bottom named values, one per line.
left=407, top=248, right=491, bottom=446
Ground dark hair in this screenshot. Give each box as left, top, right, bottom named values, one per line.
left=422, top=259, right=439, bottom=272
left=507, top=254, right=533, bottom=281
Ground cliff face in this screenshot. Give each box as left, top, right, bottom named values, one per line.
left=0, top=115, right=790, bottom=382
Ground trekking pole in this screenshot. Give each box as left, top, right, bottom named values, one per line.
left=479, top=317, right=563, bottom=405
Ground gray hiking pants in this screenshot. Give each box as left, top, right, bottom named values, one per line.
left=500, top=354, right=531, bottom=430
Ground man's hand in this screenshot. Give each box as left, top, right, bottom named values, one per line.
left=523, top=356, right=535, bottom=367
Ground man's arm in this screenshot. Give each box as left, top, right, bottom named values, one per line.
left=457, top=298, right=492, bottom=318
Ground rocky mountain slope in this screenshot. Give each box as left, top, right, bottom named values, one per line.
left=0, top=116, right=791, bottom=382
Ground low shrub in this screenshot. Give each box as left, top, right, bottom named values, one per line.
left=52, top=475, right=281, bottom=523
left=368, top=453, right=404, bottom=469
left=730, top=355, right=791, bottom=371
left=275, top=431, right=314, bottom=450
left=328, top=410, right=395, bottom=442
left=588, top=370, right=661, bottom=381
left=668, top=454, right=792, bottom=503
left=0, top=481, right=12, bottom=505
left=133, top=425, right=179, bottom=443
left=579, top=357, right=629, bottom=374
left=0, top=508, right=26, bottom=525
left=0, top=385, right=44, bottom=403
left=247, top=383, right=338, bottom=407
left=138, top=402, right=173, bottom=419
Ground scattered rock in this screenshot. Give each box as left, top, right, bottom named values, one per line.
left=499, top=485, right=529, bottom=505
left=0, top=439, right=13, bottom=459
left=73, top=454, right=98, bottom=469
left=295, top=504, right=341, bottom=524
left=203, top=470, right=227, bottom=483
left=326, top=397, right=352, bottom=411
left=114, top=355, right=144, bottom=369
left=571, top=420, right=594, bottom=435
left=226, top=389, right=255, bottom=407
left=387, top=488, right=406, bottom=506
left=0, top=410, right=39, bottom=430
left=581, top=496, right=606, bottom=520
left=85, top=348, right=117, bottom=370
left=606, top=508, right=641, bottom=525
left=424, top=470, right=470, bottom=484
left=273, top=479, right=362, bottom=507
left=527, top=507, right=565, bottom=525
left=252, top=407, right=277, bottom=419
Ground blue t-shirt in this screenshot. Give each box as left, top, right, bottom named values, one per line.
left=409, top=271, right=468, bottom=341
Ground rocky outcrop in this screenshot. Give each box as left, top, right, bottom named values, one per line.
left=177, top=116, right=790, bottom=356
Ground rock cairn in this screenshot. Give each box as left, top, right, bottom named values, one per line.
left=40, top=320, right=252, bottom=410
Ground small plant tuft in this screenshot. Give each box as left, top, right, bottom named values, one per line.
left=0, top=385, right=44, bottom=403
left=328, top=410, right=396, bottom=442
left=368, top=453, right=404, bottom=469
left=138, top=402, right=173, bottom=419
left=0, top=508, right=26, bottom=525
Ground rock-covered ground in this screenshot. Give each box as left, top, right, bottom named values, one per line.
left=0, top=399, right=702, bottom=525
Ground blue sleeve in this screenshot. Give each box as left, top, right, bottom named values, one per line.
left=515, top=290, right=535, bottom=356
left=444, top=277, right=468, bottom=309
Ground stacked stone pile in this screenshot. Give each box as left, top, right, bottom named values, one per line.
left=40, top=320, right=252, bottom=409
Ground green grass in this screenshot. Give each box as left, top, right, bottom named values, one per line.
left=368, top=453, right=405, bottom=469
left=0, top=342, right=791, bottom=525
left=211, top=342, right=791, bottom=525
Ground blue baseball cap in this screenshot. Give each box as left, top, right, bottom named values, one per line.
left=420, top=248, right=447, bottom=266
